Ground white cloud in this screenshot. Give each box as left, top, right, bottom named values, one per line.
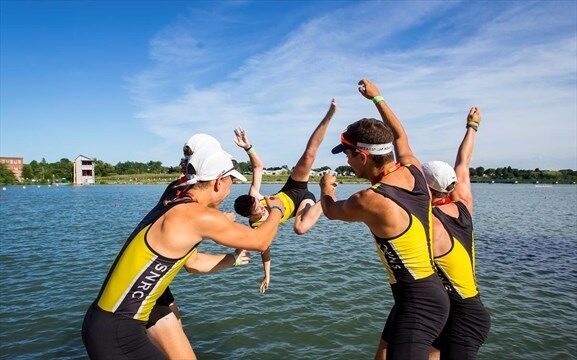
left=128, top=1, right=576, bottom=170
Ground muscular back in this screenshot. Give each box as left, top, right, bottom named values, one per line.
left=364, top=166, right=418, bottom=239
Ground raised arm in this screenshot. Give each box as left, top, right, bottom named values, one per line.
left=234, top=128, right=264, bottom=198
left=451, top=107, right=481, bottom=212
left=358, top=78, right=420, bottom=168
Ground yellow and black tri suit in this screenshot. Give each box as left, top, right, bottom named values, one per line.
left=370, top=165, right=450, bottom=359
left=249, top=176, right=315, bottom=228
left=432, top=201, right=491, bottom=356
left=82, top=187, right=198, bottom=360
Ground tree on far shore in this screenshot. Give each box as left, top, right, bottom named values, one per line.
left=0, top=163, right=17, bottom=184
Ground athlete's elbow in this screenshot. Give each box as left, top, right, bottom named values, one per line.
left=294, top=227, right=307, bottom=236
left=256, top=242, right=270, bottom=253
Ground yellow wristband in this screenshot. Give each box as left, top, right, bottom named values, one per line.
left=372, top=95, right=384, bottom=104
left=467, top=122, right=479, bottom=131
left=231, top=252, right=241, bottom=267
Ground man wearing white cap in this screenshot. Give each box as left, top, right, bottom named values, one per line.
left=82, top=135, right=285, bottom=360
left=320, top=79, right=449, bottom=360
left=423, top=107, right=491, bottom=359
left=145, top=133, right=250, bottom=359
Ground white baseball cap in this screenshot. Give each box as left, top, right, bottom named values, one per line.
left=186, top=149, right=247, bottom=183
left=183, top=133, right=222, bottom=157
left=422, top=161, right=457, bottom=193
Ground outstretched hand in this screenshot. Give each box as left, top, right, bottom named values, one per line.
left=259, top=275, right=270, bottom=293
left=358, top=78, right=381, bottom=100
left=234, top=249, right=251, bottom=267
left=234, top=128, right=251, bottom=150
left=264, top=196, right=284, bottom=215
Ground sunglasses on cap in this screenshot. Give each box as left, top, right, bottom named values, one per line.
left=217, top=159, right=239, bottom=178
left=340, top=133, right=370, bottom=156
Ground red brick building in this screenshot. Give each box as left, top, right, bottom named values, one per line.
left=0, top=157, right=24, bottom=181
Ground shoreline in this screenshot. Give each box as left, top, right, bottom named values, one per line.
left=4, top=174, right=576, bottom=187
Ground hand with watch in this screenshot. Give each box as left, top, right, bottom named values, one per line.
left=264, top=196, right=284, bottom=217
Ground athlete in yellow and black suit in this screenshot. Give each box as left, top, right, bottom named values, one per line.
left=81, top=140, right=284, bottom=359
left=322, top=79, right=450, bottom=360
left=424, top=106, right=490, bottom=359
left=432, top=202, right=491, bottom=358
left=232, top=102, right=336, bottom=293
left=371, top=165, right=450, bottom=355
left=81, top=191, right=198, bottom=359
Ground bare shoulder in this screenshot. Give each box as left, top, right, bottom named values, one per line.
left=351, top=188, right=379, bottom=207
left=399, top=155, right=422, bottom=170
left=450, top=183, right=473, bottom=213
left=165, top=202, right=224, bottom=227
left=354, top=187, right=393, bottom=213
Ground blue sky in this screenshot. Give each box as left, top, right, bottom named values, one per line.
left=1, top=0, right=576, bottom=170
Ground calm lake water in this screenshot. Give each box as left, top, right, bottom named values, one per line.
left=0, top=183, right=576, bottom=359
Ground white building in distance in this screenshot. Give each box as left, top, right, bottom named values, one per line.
left=73, top=155, right=95, bottom=185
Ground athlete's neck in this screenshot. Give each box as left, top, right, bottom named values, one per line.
left=187, top=188, right=220, bottom=208
left=371, top=162, right=401, bottom=184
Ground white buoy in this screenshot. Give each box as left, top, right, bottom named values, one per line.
left=23, top=186, right=26, bottom=189
left=37, top=185, right=40, bottom=188
left=48, top=184, right=52, bottom=187
left=2, top=187, right=6, bottom=191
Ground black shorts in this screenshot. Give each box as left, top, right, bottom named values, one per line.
left=82, top=302, right=164, bottom=360
left=432, top=295, right=491, bottom=359
left=146, top=287, right=176, bottom=329
left=381, top=274, right=450, bottom=360
left=278, top=176, right=316, bottom=216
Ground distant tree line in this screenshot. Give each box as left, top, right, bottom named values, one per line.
left=1, top=158, right=181, bottom=185
left=20, top=158, right=74, bottom=184
left=469, top=166, right=577, bottom=183
left=1, top=160, right=575, bottom=185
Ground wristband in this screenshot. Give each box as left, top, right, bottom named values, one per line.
left=244, top=145, right=253, bottom=152
left=269, top=205, right=283, bottom=214
left=246, top=147, right=255, bottom=155
left=232, top=252, right=242, bottom=267
left=372, top=95, right=384, bottom=104
left=466, top=122, right=479, bottom=131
